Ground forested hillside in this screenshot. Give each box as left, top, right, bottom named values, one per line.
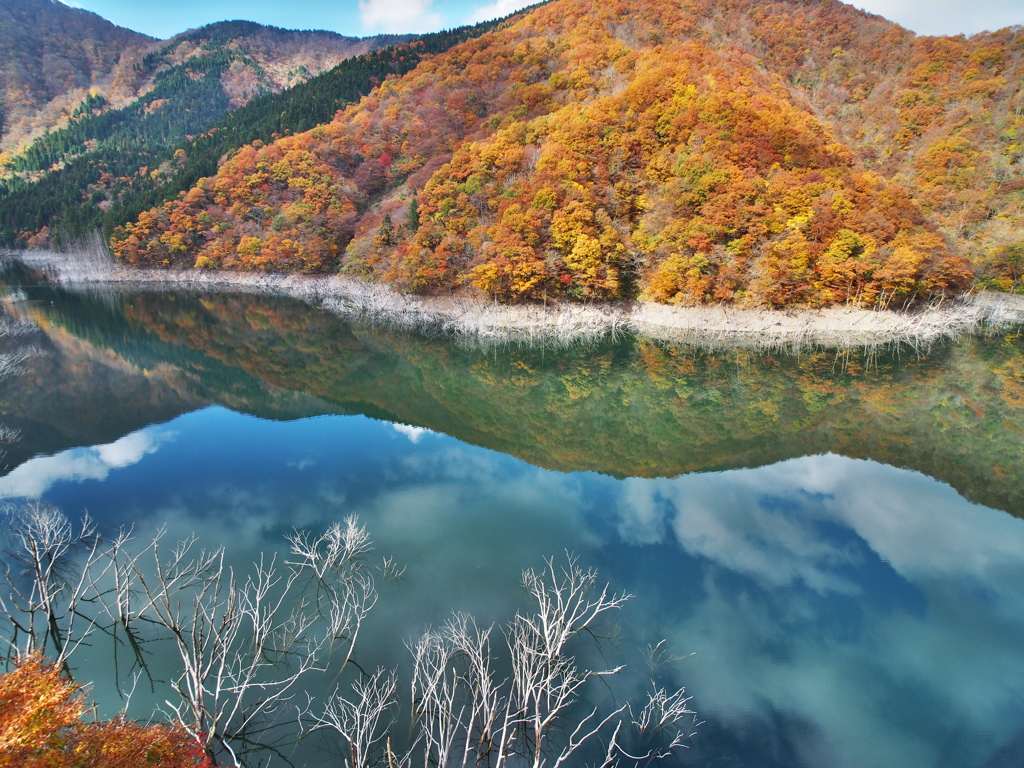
left=6, top=21, right=407, bottom=176
left=0, top=0, right=151, bottom=152
left=0, top=17, right=508, bottom=247
left=722, top=2, right=1024, bottom=293
left=0, top=2, right=405, bottom=157
left=3, top=0, right=1021, bottom=306
left=106, top=0, right=1022, bottom=307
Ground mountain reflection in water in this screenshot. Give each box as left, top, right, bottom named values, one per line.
left=2, top=279, right=1023, bottom=513
left=2, top=275, right=1024, bottom=768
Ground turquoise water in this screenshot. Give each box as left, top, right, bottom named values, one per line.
left=2, top=276, right=1024, bottom=767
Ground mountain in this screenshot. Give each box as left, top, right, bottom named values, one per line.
left=0, top=16, right=503, bottom=248
left=108, top=0, right=1023, bottom=306
left=0, top=0, right=152, bottom=153
left=0, top=3, right=408, bottom=156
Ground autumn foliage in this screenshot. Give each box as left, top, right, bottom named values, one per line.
left=0, top=653, right=211, bottom=768
left=110, top=0, right=1023, bottom=307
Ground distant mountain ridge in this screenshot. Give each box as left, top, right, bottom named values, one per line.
left=0, top=18, right=409, bottom=175
left=0, top=0, right=152, bottom=152
left=0, top=0, right=407, bottom=155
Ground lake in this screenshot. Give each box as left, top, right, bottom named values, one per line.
left=2, top=266, right=1024, bottom=768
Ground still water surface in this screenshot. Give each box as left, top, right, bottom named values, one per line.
left=2, top=273, right=1024, bottom=768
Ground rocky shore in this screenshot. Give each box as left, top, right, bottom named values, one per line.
left=6, top=249, right=1024, bottom=349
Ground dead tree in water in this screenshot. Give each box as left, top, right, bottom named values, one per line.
left=1, top=505, right=698, bottom=767
left=309, top=555, right=699, bottom=768
left=0, top=502, right=108, bottom=670
left=1, top=505, right=378, bottom=767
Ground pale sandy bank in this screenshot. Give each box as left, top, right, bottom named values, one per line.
left=7, top=250, right=1024, bottom=349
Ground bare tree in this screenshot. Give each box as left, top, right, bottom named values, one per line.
left=410, top=613, right=502, bottom=768
left=304, top=667, right=400, bottom=768
left=0, top=308, right=38, bottom=384
left=0, top=304, right=39, bottom=464
left=509, top=556, right=631, bottom=768
left=0, top=505, right=382, bottom=767
left=0, top=502, right=113, bottom=670
left=286, top=517, right=379, bottom=673
left=0, top=424, right=20, bottom=444
left=625, top=684, right=700, bottom=762
left=117, top=516, right=379, bottom=765
left=313, top=554, right=698, bottom=768
left=1, top=505, right=699, bottom=768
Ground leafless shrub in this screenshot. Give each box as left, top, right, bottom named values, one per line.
left=0, top=424, right=20, bottom=445
left=0, top=349, right=34, bottom=382
left=627, top=684, right=700, bottom=760
left=0, top=502, right=108, bottom=669
left=305, top=667, right=401, bottom=768
left=0, top=297, right=41, bottom=386
left=0, top=313, right=35, bottom=340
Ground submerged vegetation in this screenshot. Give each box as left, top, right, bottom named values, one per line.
left=0, top=502, right=697, bottom=767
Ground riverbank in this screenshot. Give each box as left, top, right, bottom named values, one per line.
left=6, top=249, right=1024, bottom=348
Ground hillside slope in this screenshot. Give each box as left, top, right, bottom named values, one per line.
left=0, top=0, right=152, bottom=153
left=707, top=2, right=1024, bottom=291
left=1, top=20, right=410, bottom=179
left=0, top=9, right=405, bottom=157
left=110, top=0, right=1019, bottom=307
left=0, top=19, right=510, bottom=248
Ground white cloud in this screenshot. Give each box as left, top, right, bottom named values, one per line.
left=465, top=0, right=536, bottom=25
left=0, top=428, right=175, bottom=499
left=606, top=454, right=1024, bottom=765
left=360, top=0, right=442, bottom=33
left=661, top=561, right=1024, bottom=768
left=391, top=422, right=434, bottom=444
left=95, top=431, right=164, bottom=469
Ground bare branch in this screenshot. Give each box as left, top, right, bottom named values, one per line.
left=306, top=667, right=399, bottom=768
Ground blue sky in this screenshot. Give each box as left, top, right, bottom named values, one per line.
left=59, top=0, right=1022, bottom=40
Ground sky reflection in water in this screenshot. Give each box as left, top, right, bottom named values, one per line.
left=4, top=406, right=1024, bottom=768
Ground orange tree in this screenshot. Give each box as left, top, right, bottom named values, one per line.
left=0, top=652, right=212, bottom=768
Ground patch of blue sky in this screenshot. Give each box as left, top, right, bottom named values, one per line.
left=58, top=0, right=1022, bottom=41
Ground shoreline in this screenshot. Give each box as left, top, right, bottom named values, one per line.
left=5, top=249, right=1024, bottom=349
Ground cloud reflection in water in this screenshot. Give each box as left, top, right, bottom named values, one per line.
left=612, top=454, right=1024, bottom=768
left=0, top=428, right=176, bottom=498
left=5, top=410, right=1024, bottom=768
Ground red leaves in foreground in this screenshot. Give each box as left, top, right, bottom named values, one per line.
left=0, top=653, right=212, bottom=768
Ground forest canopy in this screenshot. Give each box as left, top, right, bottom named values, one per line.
left=9, top=0, right=1024, bottom=307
